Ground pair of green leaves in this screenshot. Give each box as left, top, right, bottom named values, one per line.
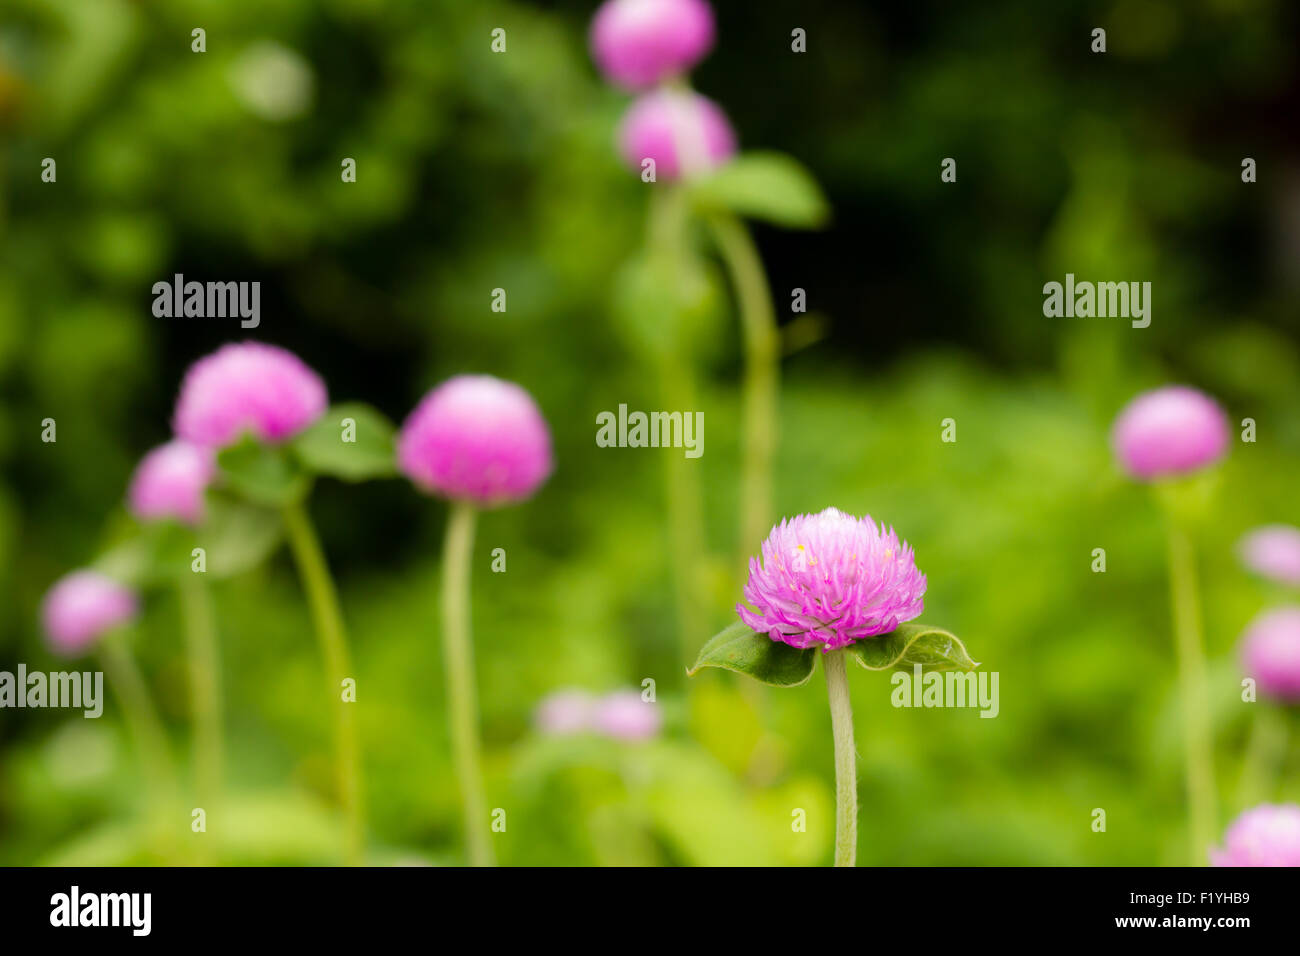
left=93, top=403, right=398, bottom=586
left=217, top=402, right=398, bottom=507
left=688, top=620, right=978, bottom=687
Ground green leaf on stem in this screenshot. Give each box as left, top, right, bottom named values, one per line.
left=292, top=403, right=398, bottom=481
left=848, top=623, right=978, bottom=673
left=691, top=152, right=831, bottom=229
left=687, top=621, right=818, bottom=687
left=200, top=495, right=283, bottom=578
left=217, top=438, right=311, bottom=507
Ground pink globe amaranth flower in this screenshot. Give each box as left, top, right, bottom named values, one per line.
left=590, top=0, right=715, bottom=90
left=1211, top=804, right=1300, bottom=866
left=1239, top=607, right=1300, bottom=702
left=173, top=341, right=328, bottom=448
left=534, top=690, right=597, bottom=736
left=1111, top=385, right=1230, bottom=481
left=396, top=375, right=553, bottom=507
left=594, top=690, right=662, bottom=741
left=618, top=89, right=736, bottom=180
left=1239, top=525, right=1300, bottom=587
left=737, top=507, right=927, bottom=652
left=127, top=440, right=216, bottom=526
left=41, top=571, right=139, bottom=656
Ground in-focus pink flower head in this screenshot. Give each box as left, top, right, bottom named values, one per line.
left=1111, top=385, right=1229, bottom=482
left=396, top=375, right=553, bottom=507
left=618, top=89, right=736, bottom=180
left=127, top=440, right=216, bottom=526
left=590, top=0, right=715, bottom=90
left=41, top=571, right=139, bottom=657
left=1239, top=606, right=1300, bottom=702
left=594, top=690, right=662, bottom=741
left=173, top=341, right=328, bottom=448
left=1238, top=525, right=1300, bottom=587
left=737, top=507, right=927, bottom=652
left=534, top=689, right=597, bottom=736
left=1211, top=803, right=1300, bottom=866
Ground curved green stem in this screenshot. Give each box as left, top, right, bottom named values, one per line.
left=282, top=499, right=364, bottom=866
left=707, top=211, right=779, bottom=570
left=441, top=500, right=494, bottom=867
left=178, top=573, right=222, bottom=820
left=1166, top=521, right=1217, bottom=865
left=823, top=649, right=858, bottom=867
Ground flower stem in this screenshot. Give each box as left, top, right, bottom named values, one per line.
left=1166, top=521, right=1217, bottom=865
left=178, top=573, right=222, bottom=821
left=97, top=636, right=179, bottom=859
left=441, top=500, right=494, bottom=867
left=1236, top=705, right=1287, bottom=810
left=649, top=184, right=708, bottom=661
left=823, top=648, right=858, bottom=867
left=706, top=211, right=779, bottom=571
left=282, top=499, right=364, bottom=866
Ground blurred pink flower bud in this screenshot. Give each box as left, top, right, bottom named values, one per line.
left=41, top=571, right=139, bottom=656
left=1211, top=804, right=1300, bottom=866
left=1111, top=385, right=1229, bottom=481
left=590, top=0, right=715, bottom=90
left=173, top=341, right=328, bottom=448
left=594, top=690, right=661, bottom=741
left=618, top=89, right=736, bottom=180
left=1238, top=525, right=1300, bottom=587
left=396, top=375, right=553, bottom=507
left=534, top=690, right=597, bottom=736
left=127, top=440, right=216, bottom=526
left=1239, top=606, right=1300, bottom=702
left=738, top=507, right=927, bottom=651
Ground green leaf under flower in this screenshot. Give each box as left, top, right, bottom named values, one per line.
left=291, top=403, right=398, bottom=482
left=92, top=494, right=283, bottom=586
left=218, top=438, right=311, bottom=507
left=848, top=623, right=978, bottom=673
left=687, top=621, right=817, bottom=687
left=690, top=151, right=831, bottom=229
left=200, top=495, right=284, bottom=578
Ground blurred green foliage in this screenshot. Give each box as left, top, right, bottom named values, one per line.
left=1, top=0, right=1299, bottom=865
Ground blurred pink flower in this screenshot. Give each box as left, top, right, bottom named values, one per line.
left=590, top=0, right=715, bottom=90
left=127, top=440, right=216, bottom=526
left=41, top=571, right=138, bottom=656
left=1239, top=607, right=1300, bottom=702
left=1239, top=525, right=1300, bottom=587
left=396, top=375, right=553, bottom=507
left=1211, top=804, right=1300, bottom=866
left=594, top=690, right=662, bottom=741
left=534, top=690, right=597, bottom=736
left=1111, top=385, right=1229, bottom=481
left=173, top=341, right=327, bottom=448
left=737, top=507, right=926, bottom=651
left=618, top=89, right=736, bottom=180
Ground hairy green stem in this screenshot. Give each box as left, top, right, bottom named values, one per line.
left=1166, top=521, right=1216, bottom=865
left=441, top=500, right=494, bottom=867
left=707, top=211, right=779, bottom=571
left=283, top=499, right=364, bottom=866
left=823, top=649, right=858, bottom=867
left=178, top=573, right=222, bottom=820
